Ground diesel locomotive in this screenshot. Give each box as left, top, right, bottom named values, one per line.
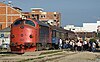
left=10, top=18, right=76, bottom=53
left=10, top=18, right=52, bottom=53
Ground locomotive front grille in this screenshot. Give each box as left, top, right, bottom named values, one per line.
left=20, top=44, right=24, bottom=48
left=20, top=39, right=24, bottom=41
left=24, top=43, right=35, bottom=48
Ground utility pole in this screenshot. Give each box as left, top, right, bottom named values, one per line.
left=8, top=0, right=12, bottom=6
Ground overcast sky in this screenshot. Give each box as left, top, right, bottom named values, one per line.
left=1, top=0, right=100, bottom=27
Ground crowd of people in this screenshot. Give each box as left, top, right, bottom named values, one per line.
left=59, top=38, right=100, bottom=52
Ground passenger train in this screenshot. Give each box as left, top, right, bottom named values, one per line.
left=10, top=18, right=76, bottom=53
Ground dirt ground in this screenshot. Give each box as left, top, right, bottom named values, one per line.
left=0, top=50, right=100, bottom=62
left=47, top=51, right=100, bottom=62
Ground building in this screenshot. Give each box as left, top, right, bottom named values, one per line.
left=64, top=25, right=84, bottom=32
left=83, top=21, right=100, bottom=32
left=0, top=2, right=21, bottom=29
left=75, top=32, right=96, bottom=40
left=64, top=21, right=100, bottom=32
left=22, top=8, right=61, bottom=27
left=64, top=21, right=100, bottom=40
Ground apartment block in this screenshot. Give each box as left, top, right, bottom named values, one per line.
left=22, top=8, right=61, bottom=27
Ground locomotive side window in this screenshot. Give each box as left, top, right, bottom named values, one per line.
left=14, top=20, right=22, bottom=26
left=25, top=20, right=35, bottom=27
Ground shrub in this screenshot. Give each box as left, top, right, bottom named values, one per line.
left=89, top=38, right=96, bottom=42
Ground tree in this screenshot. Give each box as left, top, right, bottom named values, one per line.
left=89, top=38, right=96, bottom=42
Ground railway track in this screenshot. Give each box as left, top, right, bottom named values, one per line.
left=0, top=50, right=77, bottom=62
left=1, top=50, right=100, bottom=62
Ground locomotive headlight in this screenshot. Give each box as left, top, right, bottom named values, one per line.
left=31, top=43, right=34, bottom=46
left=29, top=35, right=33, bottom=38
left=25, top=43, right=31, bottom=48
left=10, top=42, right=15, bottom=46
left=20, top=44, right=24, bottom=48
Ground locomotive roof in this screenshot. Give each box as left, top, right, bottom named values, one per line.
left=36, top=20, right=50, bottom=27
left=13, top=18, right=50, bottom=27
left=51, top=26, right=66, bottom=33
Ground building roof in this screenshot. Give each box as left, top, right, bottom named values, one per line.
left=0, top=27, right=11, bottom=32
left=31, top=8, right=44, bottom=11
left=13, top=7, right=22, bottom=11
left=22, top=12, right=30, bottom=14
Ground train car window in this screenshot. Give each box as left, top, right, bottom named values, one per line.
left=14, top=20, right=22, bottom=26
left=25, top=20, right=35, bottom=27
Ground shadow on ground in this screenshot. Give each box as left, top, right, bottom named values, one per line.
left=0, top=52, right=12, bottom=54
left=95, top=49, right=100, bottom=52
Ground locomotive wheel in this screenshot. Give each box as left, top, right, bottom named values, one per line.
left=36, top=44, right=42, bottom=51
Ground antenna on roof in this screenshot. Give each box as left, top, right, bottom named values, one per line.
left=2, top=0, right=5, bottom=3
left=8, top=0, right=12, bottom=6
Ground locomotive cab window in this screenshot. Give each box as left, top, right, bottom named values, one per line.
left=25, top=20, right=35, bottom=27
left=14, top=20, right=22, bottom=26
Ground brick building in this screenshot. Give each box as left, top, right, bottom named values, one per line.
left=0, top=2, right=21, bottom=29
left=22, top=8, right=61, bottom=27
left=75, top=32, right=96, bottom=40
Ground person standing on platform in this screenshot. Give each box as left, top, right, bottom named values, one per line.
left=77, top=40, right=82, bottom=51
left=83, top=40, right=88, bottom=51
left=59, top=38, right=62, bottom=50
left=92, top=42, right=96, bottom=52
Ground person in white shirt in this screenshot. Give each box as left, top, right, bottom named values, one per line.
left=77, top=41, right=82, bottom=51
left=92, top=42, right=96, bottom=52
left=59, top=38, right=62, bottom=49
left=69, top=40, right=73, bottom=51
left=83, top=40, right=88, bottom=51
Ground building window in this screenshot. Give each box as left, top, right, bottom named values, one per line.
left=41, top=15, right=43, bottom=18
left=54, top=14, right=57, bottom=17
left=32, top=14, right=34, bottom=17
left=41, top=15, right=45, bottom=18
left=54, top=20, right=56, bottom=22
left=27, top=16, right=30, bottom=18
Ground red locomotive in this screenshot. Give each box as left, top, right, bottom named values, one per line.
left=10, top=18, right=52, bottom=53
